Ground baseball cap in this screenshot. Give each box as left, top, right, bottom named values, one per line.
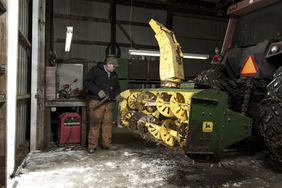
left=105, top=55, right=118, bottom=67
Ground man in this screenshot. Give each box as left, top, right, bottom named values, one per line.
left=84, top=55, right=120, bottom=153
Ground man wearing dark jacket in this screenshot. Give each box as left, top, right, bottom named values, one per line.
left=84, top=55, right=120, bottom=153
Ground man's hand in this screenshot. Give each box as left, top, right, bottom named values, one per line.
left=97, top=90, right=106, bottom=99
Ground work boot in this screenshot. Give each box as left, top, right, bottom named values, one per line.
left=102, top=145, right=118, bottom=150
left=88, top=148, right=96, bottom=154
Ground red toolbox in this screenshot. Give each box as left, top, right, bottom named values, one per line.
left=58, top=112, right=81, bottom=145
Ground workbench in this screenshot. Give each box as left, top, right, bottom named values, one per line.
left=45, top=99, right=88, bottom=147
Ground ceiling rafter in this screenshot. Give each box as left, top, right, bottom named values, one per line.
left=85, top=0, right=222, bottom=17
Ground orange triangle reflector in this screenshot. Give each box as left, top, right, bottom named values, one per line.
left=241, top=55, right=258, bottom=77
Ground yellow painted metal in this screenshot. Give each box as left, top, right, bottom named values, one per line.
left=137, top=115, right=161, bottom=140
left=118, top=18, right=198, bottom=151
left=127, top=91, right=141, bottom=109
left=136, top=91, right=157, bottom=114
left=120, top=99, right=128, bottom=112
left=156, top=92, right=174, bottom=117
left=146, top=122, right=162, bottom=140
left=119, top=100, right=129, bottom=127
left=162, top=119, right=176, bottom=129
left=151, top=110, right=160, bottom=119
left=170, top=92, right=194, bottom=122
left=159, top=119, right=177, bottom=147
left=119, top=89, right=196, bottom=149
left=120, top=110, right=135, bottom=127
left=120, top=89, right=131, bottom=99
left=149, top=19, right=184, bottom=88
left=160, top=126, right=177, bottom=147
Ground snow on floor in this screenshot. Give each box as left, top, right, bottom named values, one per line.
left=13, top=145, right=188, bottom=188
left=12, top=128, right=282, bottom=188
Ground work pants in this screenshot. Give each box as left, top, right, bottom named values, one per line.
left=88, top=100, right=113, bottom=149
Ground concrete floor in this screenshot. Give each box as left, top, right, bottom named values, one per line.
left=13, top=127, right=282, bottom=188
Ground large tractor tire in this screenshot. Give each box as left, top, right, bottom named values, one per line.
left=259, top=99, right=282, bottom=162
left=259, top=67, right=282, bottom=163
left=195, top=65, right=266, bottom=129
left=266, top=66, right=282, bottom=102
left=193, top=65, right=224, bottom=88
left=194, top=65, right=242, bottom=111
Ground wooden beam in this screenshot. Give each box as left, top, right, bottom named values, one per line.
left=85, top=0, right=219, bottom=17
left=17, top=94, right=31, bottom=101
left=221, top=17, right=236, bottom=55
left=227, top=0, right=281, bottom=16
left=0, top=0, right=6, bottom=161
left=31, top=0, right=46, bottom=151
left=54, top=13, right=148, bottom=27
left=18, top=30, right=31, bottom=49
left=6, top=0, right=19, bottom=185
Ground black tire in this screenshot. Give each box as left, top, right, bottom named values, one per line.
left=259, top=67, right=282, bottom=162
left=267, top=66, right=282, bottom=102
left=273, top=66, right=282, bottom=78
left=259, top=99, right=282, bottom=162
left=194, top=65, right=242, bottom=111
left=193, top=65, right=223, bottom=88
left=194, top=65, right=267, bottom=129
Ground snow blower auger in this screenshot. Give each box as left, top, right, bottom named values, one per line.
left=118, top=19, right=252, bottom=157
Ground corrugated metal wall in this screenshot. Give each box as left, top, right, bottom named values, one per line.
left=54, top=0, right=111, bottom=61
left=16, top=0, right=31, bottom=149
left=53, top=0, right=228, bottom=78
left=116, top=5, right=166, bottom=50
left=173, top=15, right=227, bottom=77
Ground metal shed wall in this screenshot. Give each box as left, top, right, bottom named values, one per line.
left=173, top=15, right=227, bottom=77
left=53, top=0, right=227, bottom=78
left=16, top=0, right=31, bottom=150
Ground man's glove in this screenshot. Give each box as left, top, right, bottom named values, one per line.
left=115, top=95, right=123, bottom=102
left=97, top=90, right=106, bottom=99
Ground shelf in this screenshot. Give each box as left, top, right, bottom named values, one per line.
left=17, top=94, right=31, bottom=101
left=0, top=0, right=6, bottom=15
left=45, top=99, right=87, bottom=107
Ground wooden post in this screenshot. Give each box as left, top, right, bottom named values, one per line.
left=0, top=0, right=7, bottom=157
left=0, top=5, right=6, bottom=185
left=6, top=0, right=19, bottom=186
left=31, top=0, right=46, bottom=151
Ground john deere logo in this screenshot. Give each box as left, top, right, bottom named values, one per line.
left=202, top=121, right=213, bottom=132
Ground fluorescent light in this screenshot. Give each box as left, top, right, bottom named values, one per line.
left=65, top=26, right=73, bottom=52
left=183, top=53, right=209, bottom=60
left=129, top=49, right=160, bottom=57
left=129, top=49, right=209, bottom=60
